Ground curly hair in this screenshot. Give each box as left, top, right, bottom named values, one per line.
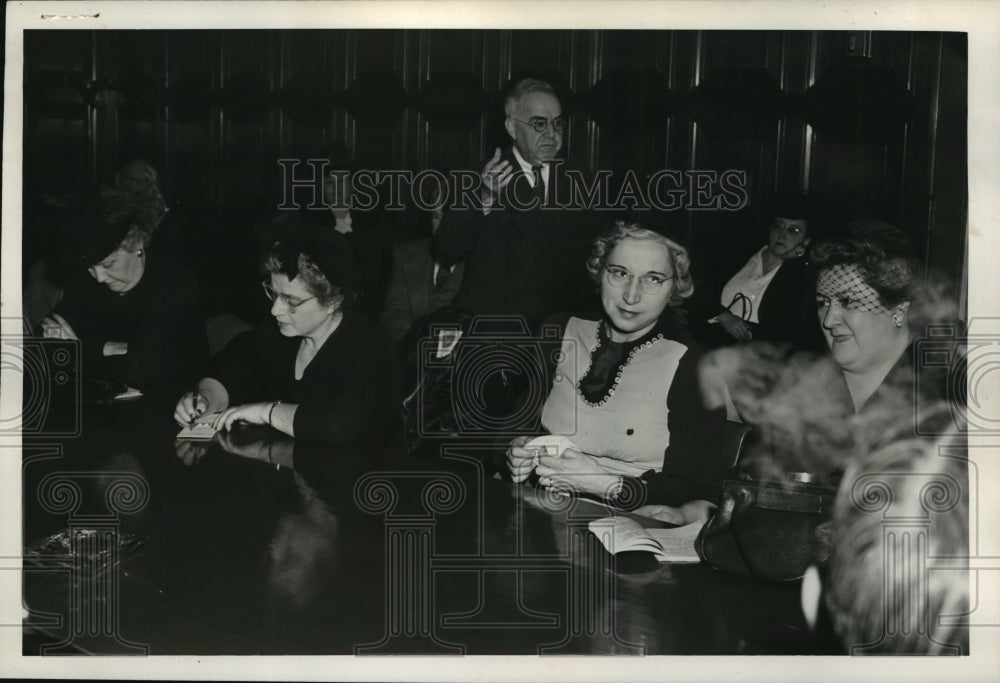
left=585, top=220, right=694, bottom=305
left=262, top=248, right=357, bottom=311
left=808, top=220, right=918, bottom=309
left=102, top=160, right=168, bottom=250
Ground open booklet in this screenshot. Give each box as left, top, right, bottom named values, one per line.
left=176, top=412, right=223, bottom=440
left=588, top=515, right=702, bottom=563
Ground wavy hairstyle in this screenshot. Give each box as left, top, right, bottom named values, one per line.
left=808, top=219, right=919, bottom=310
left=107, top=159, right=168, bottom=250
left=504, top=78, right=558, bottom=118
left=585, top=220, right=694, bottom=306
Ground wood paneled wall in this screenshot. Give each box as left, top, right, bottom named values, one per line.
left=24, top=29, right=967, bottom=296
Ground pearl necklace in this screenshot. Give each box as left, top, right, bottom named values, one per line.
left=576, top=322, right=665, bottom=408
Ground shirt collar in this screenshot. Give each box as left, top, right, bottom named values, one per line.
left=511, top=146, right=548, bottom=187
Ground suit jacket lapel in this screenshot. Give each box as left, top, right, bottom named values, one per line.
left=403, top=239, right=432, bottom=317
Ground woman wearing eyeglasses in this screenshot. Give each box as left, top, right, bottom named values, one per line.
left=697, top=193, right=825, bottom=351
left=505, top=221, right=729, bottom=507
left=173, top=218, right=399, bottom=445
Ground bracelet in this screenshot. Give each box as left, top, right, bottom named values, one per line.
left=267, top=401, right=281, bottom=426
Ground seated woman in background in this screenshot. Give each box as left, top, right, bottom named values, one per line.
left=697, top=193, right=825, bottom=350
left=505, top=221, right=729, bottom=509
left=173, top=217, right=400, bottom=445
left=42, top=171, right=207, bottom=397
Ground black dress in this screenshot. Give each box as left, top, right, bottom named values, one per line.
left=52, top=240, right=208, bottom=400
left=209, top=309, right=401, bottom=445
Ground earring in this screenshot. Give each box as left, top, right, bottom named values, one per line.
left=136, top=250, right=144, bottom=257
left=892, top=313, right=903, bottom=328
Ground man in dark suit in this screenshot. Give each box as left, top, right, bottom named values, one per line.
left=380, top=204, right=464, bottom=342
left=436, top=78, right=603, bottom=329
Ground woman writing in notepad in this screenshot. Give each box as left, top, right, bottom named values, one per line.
left=41, top=166, right=207, bottom=398
left=505, top=221, right=730, bottom=509
left=173, top=216, right=399, bottom=445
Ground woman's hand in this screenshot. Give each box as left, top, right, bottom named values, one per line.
left=480, top=147, right=514, bottom=208
left=102, top=341, right=128, bottom=356
left=535, top=448, right=622, bottom=498
left=506, top=435, right=538, bottom=483
left=40, top=313, right=78, bottom=340
left=632, top=499, right=718, bottom=525
left=174, top=391, right=209, bottom=427
left=213, top=402, right=276, bottom=432
left=717, top=310, right=753, bottom=342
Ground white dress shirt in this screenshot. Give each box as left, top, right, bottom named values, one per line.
left=510, top=146, right=550, bottom=193
left=717, top=247, right=782, bottom=324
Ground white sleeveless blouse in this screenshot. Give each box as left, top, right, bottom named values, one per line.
left=540, top=317, right=689, bottom=477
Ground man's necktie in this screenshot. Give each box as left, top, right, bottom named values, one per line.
left=434, top=265, right=452, bottom=289
left=532, top=164, right=546, bottom=205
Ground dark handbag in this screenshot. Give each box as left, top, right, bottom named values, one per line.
left=694, top=477, right=836, bottom=583
left=399, top=307, right=475, bottom=454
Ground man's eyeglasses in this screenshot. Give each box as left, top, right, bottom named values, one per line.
left=604, top=265, right=674, bottom=295
left=262, top=281, right=316, bottom=311
left=509, top=116, right=567, bottom=133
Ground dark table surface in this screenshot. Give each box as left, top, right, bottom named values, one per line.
left=22, top=395, right=821, bottom=656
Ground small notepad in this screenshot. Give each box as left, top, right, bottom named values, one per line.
left=588, top=516, right=702, bottom=563
left=176, top=413, right=222, bottom=440
left=114, top=386, right=143, bottom=401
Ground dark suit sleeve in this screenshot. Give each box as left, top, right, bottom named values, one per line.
left=436, top=154, right=493, bottom=264
left=626, top=346, right=730, bottom=507
left=291, top=332, right=398, bottom=445
left=379, top=244, right=413, bottom=342
left=434, top=205, right=482, bottom=264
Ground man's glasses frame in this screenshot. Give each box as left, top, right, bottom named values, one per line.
left=509, top=115, right=567, bottom=134
left=262, top=281, right=316, bottom=311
